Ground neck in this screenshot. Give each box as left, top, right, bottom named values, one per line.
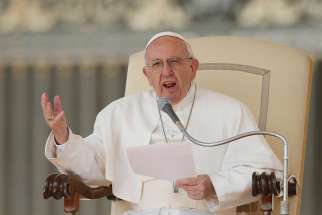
left=170, top=98, right=181, bottom=105
left=169, top=83, right=192, bottom=105
left=157, top=83, right=197, bottom=144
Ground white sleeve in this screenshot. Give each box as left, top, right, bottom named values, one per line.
left=209, top=103, right=283, bottom=209
left=45, top=120, right=110, bottom=186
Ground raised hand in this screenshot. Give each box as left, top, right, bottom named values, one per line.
left=175, top=175, right=216, bottom=200
left=41, top=92, right=69, bottom=144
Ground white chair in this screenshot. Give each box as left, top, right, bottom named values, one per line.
left=117, top=36, right=313, bottom=215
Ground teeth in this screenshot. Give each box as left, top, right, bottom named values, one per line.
left=163, top=82, right=176, bottom=88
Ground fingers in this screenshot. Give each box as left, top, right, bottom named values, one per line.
left=176, top=176, right=201, bottom=198
left=177, top=184, right=199, bottom=191
left=187, top=190, right=203, bottom=200
left=51, top=111, right=65, bottom=124
left=41, top=92, right=53, bottom=121
left=180, top=184, right=204, bottom=200
left=46, top=101, right=54, bottom=119
left=54, top=95, right=63, bottom=115
left=41, top=92, right=47, bottom=110
left=49, top=110, right=67, bottom=131
left=176, top=175, right=216, bottom=200
left=176, top=177, right=198, bottom=187
left=41, top=93, right=67, bottom=128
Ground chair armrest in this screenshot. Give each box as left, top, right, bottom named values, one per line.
left=43, top=174, right=116, bottom=214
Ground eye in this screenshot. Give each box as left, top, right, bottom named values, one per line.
left=168, top=58, right=180, bottom=66
left=151, top=61, right=162, bottom=68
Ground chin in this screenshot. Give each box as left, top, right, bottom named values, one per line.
left=169, top=96, right=182, bottom=105
left=161, top=90, right=180, bottom=103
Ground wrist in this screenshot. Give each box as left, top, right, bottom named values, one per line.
left=53, top=127, right=69, bottom=144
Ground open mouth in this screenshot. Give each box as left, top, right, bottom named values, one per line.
left=162, top=81, right=176, bottom=88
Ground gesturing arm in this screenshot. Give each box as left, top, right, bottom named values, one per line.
left=41, top=92, right=108, bottom=186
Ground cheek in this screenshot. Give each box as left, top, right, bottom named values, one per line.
left=150, top=76, right=162, bottom=90
left=177, top=71, right=193, bottom=87
left=148, top=73, right=158, bottom=85
left=153, top=76, right=161, bottom=86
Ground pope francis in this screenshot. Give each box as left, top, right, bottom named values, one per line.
left=41, top=32, right=282, bottom=215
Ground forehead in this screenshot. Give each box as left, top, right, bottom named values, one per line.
left=145, top=36, right=188, bottom=60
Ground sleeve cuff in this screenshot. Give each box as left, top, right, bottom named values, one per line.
left=205, top=196, right=220, bottom=212
left=210, top=172, right=231, bottom=205
left=209, top=168, right=261, bottom=210
left=45, top=128, right=74, bottom=159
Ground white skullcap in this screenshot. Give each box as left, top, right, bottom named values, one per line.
left=145, top=31, right=189, bottom=52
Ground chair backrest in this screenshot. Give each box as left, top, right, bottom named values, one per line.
left=111, top=36, right=313, bottom=215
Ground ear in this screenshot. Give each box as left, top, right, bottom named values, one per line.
left=143, top=67, right=152, bottom=85
left=190, top=58, right=199, bottom=80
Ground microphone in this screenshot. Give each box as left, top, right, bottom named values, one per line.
left=157, top=97, right=185, bottom=132
left=157, top=96, right=289, bottom=215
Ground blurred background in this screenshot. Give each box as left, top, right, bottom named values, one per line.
left=0, top=0, right=321, bottom=214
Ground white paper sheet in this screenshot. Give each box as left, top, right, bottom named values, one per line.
left=127, top=143, right=196, bottom=181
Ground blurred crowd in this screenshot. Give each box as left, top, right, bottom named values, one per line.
left=0, top=0, right=321, bottom=32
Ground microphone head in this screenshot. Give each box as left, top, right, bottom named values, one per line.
left=157, top=97, right=171, bottom=112
left=157, top=97, right=180, bottom=123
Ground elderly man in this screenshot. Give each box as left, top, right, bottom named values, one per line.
left=42, top=32, right=282, bottom=215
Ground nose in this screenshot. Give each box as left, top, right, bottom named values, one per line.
left=161, top=61, right=174, bottom=76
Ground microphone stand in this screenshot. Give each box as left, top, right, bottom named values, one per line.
left=158, top=97, right=289, bottom=214
left=175, top=123, right=289, bottom=215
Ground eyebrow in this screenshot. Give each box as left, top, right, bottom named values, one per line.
left=150, top=56, right=186, bottom=61
left=151, top=58, right=162, bottom=62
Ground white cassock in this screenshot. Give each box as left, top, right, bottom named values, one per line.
left=45, top=84, right=282, bottom=215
